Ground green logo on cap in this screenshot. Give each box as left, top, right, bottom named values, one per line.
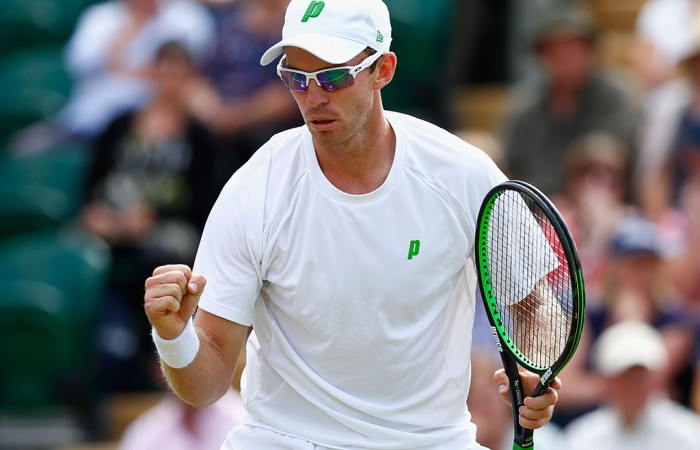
left=302, top=1, right=325, bottom=22
left=377, top=30, right=384, bottom=43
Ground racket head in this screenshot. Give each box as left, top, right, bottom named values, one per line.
left=475, top=180, right=585, bottom=382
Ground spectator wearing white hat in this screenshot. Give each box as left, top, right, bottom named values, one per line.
left=586, top=215, right=696, bottom=408
left=565, top=321, right=700, bottom=450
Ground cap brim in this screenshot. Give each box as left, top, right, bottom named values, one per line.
left=260, top=33, right=367, bottom=66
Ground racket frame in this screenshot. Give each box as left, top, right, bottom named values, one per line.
left=475, top=180, right=585, bottom=449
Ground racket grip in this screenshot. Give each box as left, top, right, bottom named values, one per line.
left=502, top=358, right=533, bottom=448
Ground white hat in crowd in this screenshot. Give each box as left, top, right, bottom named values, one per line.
left=260, top=0, right=392, bottom=66
left=593, top=320, right=668, bottom=376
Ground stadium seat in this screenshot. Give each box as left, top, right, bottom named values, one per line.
left=0, top=184, right=73, bottom=238
left=0, top=280, right=73, bottom=408
left=382, top=0, right=456, bottom=123
left=0, top=229, right=111, bottom=411
left=0, top=0, right=86, bottom=52
left=0, top=44, right=73, bottom=95
left=0, top=45, right=72, bottom=145
left=0, top=144, right=91, bottom=239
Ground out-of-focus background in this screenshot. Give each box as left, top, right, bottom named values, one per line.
left=1, top=0, right=700, bottom=449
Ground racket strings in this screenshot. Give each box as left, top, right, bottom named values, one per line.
left=487, top=191, right=574, bottom=368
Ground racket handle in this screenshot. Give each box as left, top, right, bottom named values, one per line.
left=514, top=429, right=534, bottom=449
left=513, top=442, right=534, bottom=450
left=513, top=380, right=551, bottom=449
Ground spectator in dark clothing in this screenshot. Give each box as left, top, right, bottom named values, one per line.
left=80, top=41, right=221, bottom=392
left=500, top=6, right=637, bottom=196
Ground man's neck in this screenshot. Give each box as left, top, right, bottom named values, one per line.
left=314, top=115, right=396, bottom=195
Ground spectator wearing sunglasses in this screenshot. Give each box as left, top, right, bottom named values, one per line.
left=142, top=1, right=561, bottom=448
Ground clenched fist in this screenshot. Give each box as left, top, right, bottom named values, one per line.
left=144, top=264, right=207, bottom=340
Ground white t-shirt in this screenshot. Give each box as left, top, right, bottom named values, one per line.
left=195, top=111, right=507, bottom=448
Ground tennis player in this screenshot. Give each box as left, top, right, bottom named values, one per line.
left=144, top=0, right=561, bottom=448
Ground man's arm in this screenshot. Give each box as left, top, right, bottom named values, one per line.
left=144, top=264, right=249, bottom=409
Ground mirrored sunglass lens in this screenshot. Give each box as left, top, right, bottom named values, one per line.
left=317, top=69, right=352, bottom=91
left=280, top=70, right=308, bottom=92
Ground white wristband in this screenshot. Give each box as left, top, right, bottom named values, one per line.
left=152, top=319, right=200, bottom=369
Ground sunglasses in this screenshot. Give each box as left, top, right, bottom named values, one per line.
left=276, top=50, right=384, bottom=93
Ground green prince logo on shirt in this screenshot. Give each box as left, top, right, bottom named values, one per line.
left=407, top=240, right=421, bottom=260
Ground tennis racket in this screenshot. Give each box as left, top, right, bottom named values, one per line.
left=475, top=180, right=585, bottom=450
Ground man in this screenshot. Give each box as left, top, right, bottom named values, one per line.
left=565, top=321, right=700, bottom=449
left=144, top=0, right=560, bottom=448
left=500, top=6, right=637, bottom=196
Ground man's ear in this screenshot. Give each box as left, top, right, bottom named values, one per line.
left=373, top=52, right=397, bottom=89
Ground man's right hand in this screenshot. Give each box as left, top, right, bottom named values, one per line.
left=144, top=264, right=206, bottom=340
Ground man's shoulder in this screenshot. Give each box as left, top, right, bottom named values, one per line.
left=386, top=110, right=452, bottom=137
left=387, top=111, right=500, bottom=172
left=388, top=111, right=506, bottom=206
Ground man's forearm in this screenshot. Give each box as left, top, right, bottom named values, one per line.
left=160, top=319, right=248, bottom=409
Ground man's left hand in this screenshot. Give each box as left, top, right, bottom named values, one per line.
left=493, top=369, right=561, bottom=429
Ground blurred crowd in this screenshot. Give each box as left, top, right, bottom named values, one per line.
left=1, top=0, right=700, bottom=449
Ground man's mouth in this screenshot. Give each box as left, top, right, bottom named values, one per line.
left=309, top=118, right=336, bottom=130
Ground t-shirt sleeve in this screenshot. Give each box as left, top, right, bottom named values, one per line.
left=193, top=158, right=266, bottom=327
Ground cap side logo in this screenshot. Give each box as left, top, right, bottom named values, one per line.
left=376, top=30, right=384, bottom=43
left=302, top=1, right=325, bottom=22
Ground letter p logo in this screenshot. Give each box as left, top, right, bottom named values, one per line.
left=302, top=1, right=325, bottom=22
left=407, top=240, right=421, bottom=260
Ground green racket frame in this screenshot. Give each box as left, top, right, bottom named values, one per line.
left=475, top=180, right=585, bottom=450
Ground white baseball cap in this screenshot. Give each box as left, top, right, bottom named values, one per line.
left=260, top=0, right=392, bottom=66
left=593, top=321, right=668, bottom=376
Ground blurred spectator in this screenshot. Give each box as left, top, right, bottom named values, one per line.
left=587, top=216, right=696, bottom=407
left=80, top=41, right=221, bottom=392
left=62, top=0, right=213, bottom=139
left=549, top=215, right=697, bottom=428
left=636, top=35, right=700, bottom=412
left=632, top=0, right=699, bottom=93
left=500, top=6, right=637, bottom=196
left=189, top=0, right=302, bottom=190
left=543, top=133, right=636, bottom=426
left=565, top=321, right=700, bottom=450
left=118, top=357, right=245, bottom=450
left=118, top=389, right=243, bottom=450
left=554, top=132, right=634, bottom=305
left=634, top=81, right=691, bottom=219
left=12, top=0, right=214, bottom=153
left=637, top=35, right=700, bottom=220
left=469, top=351, right=568, bottom=450
left=508, top=0, right=586, bottom=81
left=660, top=177, right=700, bottom=413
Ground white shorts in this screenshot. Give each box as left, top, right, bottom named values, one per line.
left=221, top=424, right=489, bottom=450
left=222, top=425, right=330, bottom=450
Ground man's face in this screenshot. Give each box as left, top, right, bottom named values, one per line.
left=538, top=35, right=594, bottom=88
left=282, top=47, right=380, bottom=150
left=606, top=365, right=657, bottom=425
